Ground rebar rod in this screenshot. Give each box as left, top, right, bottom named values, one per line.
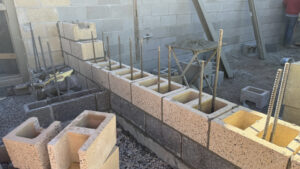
left=199, top=60, right=205, bottom=111
left=158, top=46, right=161, bottom=93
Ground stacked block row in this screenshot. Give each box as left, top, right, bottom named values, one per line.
left=3, top=111, right=118, bottom=169
left=62, top=21, right=300, bottom=169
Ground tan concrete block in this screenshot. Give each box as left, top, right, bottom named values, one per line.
left=14, top=0, right=40, bottom=7
left=291, top=153, right=300, bottom=169
left=163, top=88, right=236, bottom=146
left=209, top=106, right=300, bottom=169
left=26, top=8, right=58, bottom=22
left=283, top=105, right=300, bottom=126
left=61, top=38, right=71, bottom=54
left=48, top=110, right=117, bottom=169
left=91, top=60, right=119, bottom=89
left=100, top=146, right=120, bottom=169
left=3, top=118, right=61, bottom=169
left=79, top=60, right=95, bottom=80
left=109, top=66, right=153, bottom=102
left=41, top=0, right=70, bottom=7
left=70, top=40, right=104, bottom=61
left=62, top=22, right=97, bottom=41
left=284, top=62, right=300, bottom=108
left=132, top=76, right=186, bottom=120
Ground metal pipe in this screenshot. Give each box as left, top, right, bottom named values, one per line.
left=262, top=69, right=283, bottom=139
left=29, top=22, right=40, bottom=72
left=56, top=21, right=65, bottom=65
left=168, top=46, right=172, bottom=92
left=199, top=60, right=205, bottom=111
left=140, top=39, right=144, bottom=77
left=107, top=36, right=112, bottom=71
left=38, top=36, right=47, bottom=70
left=47, top=42, right=60, bottom=97
left=270, top=63, right=290, bottom=142
left=118, top=35, right=122, bottom=68
left=211, top=29, right=224, bottom=113
left=91, top=32, right=96, bottom=63
left=130, top=38, right=133, bottom=80
left=158, top=46, right=161, bottom=93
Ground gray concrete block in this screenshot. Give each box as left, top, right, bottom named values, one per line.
left=25, top=106, right=54, bottom=128
left=161, top=124, right=182, bottom=157
left=240, top=86, right=270, bottom=109
left=86, top=6, right=111, bottom=19
left=96, top=90, right=110, bottom=111
left=57, top=7, right=87, bottom=21
left=145, top=114, right=162, bottom=144
left=110, top=92, right=122, bottom=115
left=125, top=103, right=145, bottom=131
left=52, top=94, right=96, bottom=121
left=182, top=136, right=239, bottom=169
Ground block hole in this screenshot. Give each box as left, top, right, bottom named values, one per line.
left=152, top=84, right=181, bottom=94
left=247, top=87, right=265, bottom=94
left=116, top=69, right=138, bottom=76
left=223, top=110, right=262, bottom=130
left=96, top=61, right=116, bottom=68
left=16, top=123, right=41, bottom=139
left=76, top=114, right=105, bottom=129
left=139, top=78, right=164, bottom=87
left=106, top=65, right=125, bottom=71
left=257, top=124, right=299, bottom=147
left=172, top=91, right=199, bottom=104
left=67, top=132, right=89, bottom=164
left=193, top=99, right=227, bottom=115
left=125, top=72, right=150, bottom=80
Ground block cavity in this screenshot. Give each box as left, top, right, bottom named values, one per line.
left=3, top=118, right=61, bottom=169
left=92, top=60, right=120, bottom=89
left=163, top=88, right=236, bottom=146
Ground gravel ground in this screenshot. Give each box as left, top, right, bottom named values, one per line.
left=0, top=94, right=172, bottom=169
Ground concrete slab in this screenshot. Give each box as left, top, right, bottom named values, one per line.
left=48, top=111, right=117, bottom=169
left=3, top=118, right=61, bottom=169
left=163, top=88, right=236, bottom=147
left=109, top=66, right=153, bottom=102
left=209, top=106, right=300, bottom=169
left=62, top=22, right=97, bottom=41
left=132, top=76, right=186, bottom=120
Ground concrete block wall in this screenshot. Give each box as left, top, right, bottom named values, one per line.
left=11, top=0, right=286, bottom=72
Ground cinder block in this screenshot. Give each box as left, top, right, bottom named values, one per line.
left=91, top=60, right=120, bottom=89
left=96, top=90, right=110, bottom=112
left=161, top=124, right=182, bottom=157
left=61, top=38, right=71, bottom=54
left=163, top=88, right=236, bottom=146
left=70, top=40, right=104, bottom=61
left=132, top=76, right=186, bottom=120
left=109, top=66, right=153, bottom=102
left=52, top=94, right=96, bottom=121
left=25, top=105, right=54, bottom=128
left=145, top=114, right=163, bottom=144
left=63, top=52, right=69, bottom=66
left=284, top=62, right=300, bottom=109
left=283, top=105, right=300, bottom=126
left=291, top=153, right=300, bottom=169
left=69, top=55, right=80, bottom=72
left=0, top=145, right=10, bottom=163
left=240, top=86, right=270, bottom=109
left=3, top=118, right=61, bottom=169
left=62, top=22, right=97, bottom=41
left=40, top=0, right=70, bottom=7
left=182, top=136, right=238, bottom=169
left=209, top=106, right=300, bottom=169
left=110, top=92, right=122, bottom=115
left=79, top=60, right=94, bottom=80
left=48, top=111, right=117, bottom=169
left=99, top=146, right=120, bottom=169
left=26, top=8, right=58, bottom=22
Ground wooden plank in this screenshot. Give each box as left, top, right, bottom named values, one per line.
left=248, top=0, right=266, bottom=60
left=192, top=0, right=233, bottom=78
left=0, top=53, right=16, bottom=59
left=0, top=3, right=6, bottom=11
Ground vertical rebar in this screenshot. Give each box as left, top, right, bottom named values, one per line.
left=158, top=46, right=161, bottom=93
left=168, top=46, right=172, bottom=92
left=29, top=22, right=41, bottom=72
left=38, top=36, right=47, bottom=70
left=130, top=38, right=133, bottom=80
left=56, top=21, right=65, bottom=66
left=91, top=32, right=97, bottom=63
left=262, top=69, right=283, bottom=139
left=140, top=39, right=144, bottom=77
left=199, top=60, right=205, bottom=111
left=118, top=35, right=122, bottom=68
left=47, top=42, right=60, bottom=97
left=211, top=29, right=224, bottom=113
left=107, top=36, right=112, bottom=71
left=270, top=63, right=290, bottom=142
left=102, top=32, right=106, bottom=61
